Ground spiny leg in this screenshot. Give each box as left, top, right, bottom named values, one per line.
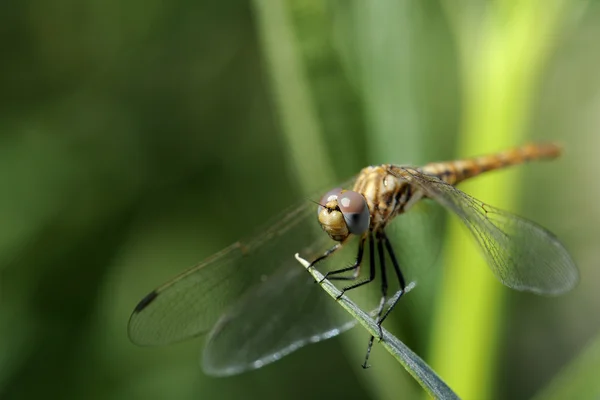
left=362, top=231, right=389, bottom=369
left=298, top=241, right=345, bottom=319
left=307, top=242, right=343, bottom=270
left=335, top=233, right=376, bottom=300
left=322, top=235, right=366, bottom=282
left=374, top=232, right=407, bottom=341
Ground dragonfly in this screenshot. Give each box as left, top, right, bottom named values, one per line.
left=128, top=143, right=579, bottom=376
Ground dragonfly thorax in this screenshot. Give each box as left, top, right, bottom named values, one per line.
left=352, top=165, right=414, bottom=230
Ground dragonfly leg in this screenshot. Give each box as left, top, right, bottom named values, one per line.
left=322, top=235, right=366, bottom=283
left=374, top=231, right=407, bottom=342
left=335, top=233, right=376, bottom=300
left=362, top=231, right=390, bottom=369
left=307, top=242, right=342, bottom=271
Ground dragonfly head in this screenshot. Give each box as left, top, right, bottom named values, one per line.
left=317, top=188, right=370, bottom=242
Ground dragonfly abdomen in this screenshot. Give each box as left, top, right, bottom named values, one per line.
left=421, top=143, right=562, bottom=185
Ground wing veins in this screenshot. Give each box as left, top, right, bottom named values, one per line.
left=397, top=167, right=578, bottom=295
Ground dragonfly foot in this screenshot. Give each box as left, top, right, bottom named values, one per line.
left=318, top=272, right=330, bottom=284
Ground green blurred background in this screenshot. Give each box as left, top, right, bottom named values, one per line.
left=2, top=0, right=600, bottom=399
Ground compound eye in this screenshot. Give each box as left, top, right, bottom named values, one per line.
left=317, top=187, right=343, bottom=215
left=338, top=190, right=370, bottom=234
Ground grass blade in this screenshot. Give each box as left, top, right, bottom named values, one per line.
left=532, top=334, right=600, bottom=400
left=295, top=253, right=459, bottom=400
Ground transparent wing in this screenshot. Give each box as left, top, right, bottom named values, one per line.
left=128, top=201, right=324, bottom=346
left=399, top=168, right=578, bottom=295
left=202, top=233, right=407, bottom=376
left=128, top=180, right=357, bottom=357
left=201, top=262, right=357, bottom=376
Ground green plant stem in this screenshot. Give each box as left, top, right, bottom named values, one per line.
left=251, top=0, right=335, bottom=192
left=296, top=254, right=459, bottom=400
left=429, top=1, right=573, bottom=399
left=532, top=334, right=600, bottom=400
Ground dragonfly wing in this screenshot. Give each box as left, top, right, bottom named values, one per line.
left=128, top=198, right=328, bottom=346
left=128, top=179, right=358, bottom=347
left=399, top=168, right=579, bottom=295
left=202, top=263, right=357, bottom=376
